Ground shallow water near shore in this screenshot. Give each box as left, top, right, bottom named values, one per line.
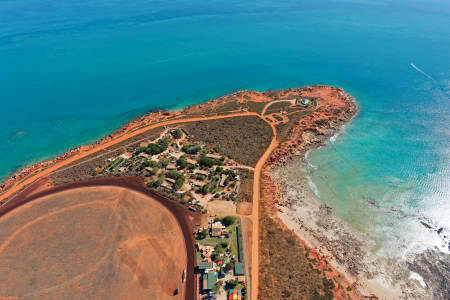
left=1, top=0, right=450, bottom=295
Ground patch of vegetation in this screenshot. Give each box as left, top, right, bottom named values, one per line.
left=265, top=101, right=291, bottom=114
left=176, top=155, right=188, bottom=169
left=315, top=119, right=327, bottom=126
left=276, top=111, right=311, bottom=143
left=182, top=116, right=273, bottom=167
left=196, top=229, right=208, bottom=240
left=236, top=169, right=253, bottom=203
left=182, top=144, right=202, bottom=154
left=259, top=177, right=339, bottom=299
left=272, top=115, right=283, bottom=122
left=171, top=128, right=183, bottom=139
left=214, top=100, right=241, bottom=113
left=198, top=154, right=223, bottom=168
left=199, top=183, right=210, bottom=195
left=245, top=101, right=267, bottom=114
left=139, top=137, right=169, bottom=155
left=50, top=128, right=164, bottom=184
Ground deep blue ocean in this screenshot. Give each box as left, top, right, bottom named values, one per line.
left=1, top=0, right=449, bottom=254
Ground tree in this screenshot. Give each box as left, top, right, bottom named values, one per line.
left=151, top=174, right=165, bottom=187
left=223, top=261, right=234, bottom=272
left=174, top=176, right=185, bottom=190
left=211, top=252, right=220, bottom=262
left=168, top=170, right=182, bottom=179
left=222, top=216, right=236, bottom=227
left=171, top=128, right=183, bottom=139
left=182, top=144, right=201, bottom=154
left=225, top=279, right=238, bottom=290
left=136, top=146, right=147, bottom=154
left=160, top=157, right=170, bottom=168
left=199, top=183, right=210, bottom=195
left=199, top=155, right=217, bottom=168
left=213, top=280, right=223, bottom=294
left=177, top=155, right=187, bottom=169
left=196, top=229, right=207, bottom=240
left=241, top=286, right=247, bottom=298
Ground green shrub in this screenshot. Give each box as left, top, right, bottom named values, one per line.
left=182, top=144, right=202, bottom=154
left=315, top=119, right=327, bottom=126
left=171, top=128, right=183, bottom=139
left=222, top=216, right=236, bottom=227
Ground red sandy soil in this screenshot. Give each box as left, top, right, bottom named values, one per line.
left=0, top=85, right=357, bottom=300
left=0, top=183, right=189, bottom=300
left=259, top=86, right=360, bottom=299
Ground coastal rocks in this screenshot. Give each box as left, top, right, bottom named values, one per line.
left=270, top=153, right=434, bottom=300
left=407, top=249, right=450, bottom=300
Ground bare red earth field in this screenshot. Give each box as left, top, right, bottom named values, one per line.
left=0, top=185, right=188, bottom=300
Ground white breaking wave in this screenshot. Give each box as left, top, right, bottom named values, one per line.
left=410, top=63, right=436, bottom=81
left=305, top=150, right=318, bottom=169
left=329, top=133, right=339, bottom=143
left=307, top=176, right=320, bottom=198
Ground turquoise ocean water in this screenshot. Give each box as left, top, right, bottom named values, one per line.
left=1, top=0, right=449, bottom=254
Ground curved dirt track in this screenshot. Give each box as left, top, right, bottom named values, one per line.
left=0, top=109, right=282, bottom=300
left=0, top=112, right=260, bottom=203
left=250, top=119, right=277, bottom=300
left=0, top=177, right=197, bottom=300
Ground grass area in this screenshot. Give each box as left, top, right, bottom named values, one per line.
left=182, top=116, right=272, bottom=167
left=200, top=237, right=224, bottom=246
left=228, top=222, right=239, bottom=259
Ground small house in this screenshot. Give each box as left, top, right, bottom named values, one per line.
left=194, top=170, right=209, bottom=177
left=202, top=271, right=217, bottom=291
left=166, top=178, right=176, bottom=184
left=120, top=152, right=132, bottom=160
left=138, top=152, right=151, bottom=160
left=206, top=154, right=222, bottom=160
left=211, top=222, right=225, bottom=238
left=166, top=163, right=177, bottom=170
left=198, top=261, right=213, bottom=272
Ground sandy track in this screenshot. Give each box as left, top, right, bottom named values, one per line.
left=250, top=119, right=278, bottom=300
left=0, top=107, right=283, bottom=300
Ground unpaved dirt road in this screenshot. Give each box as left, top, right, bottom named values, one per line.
left=1, top=105, right=282, bottom=300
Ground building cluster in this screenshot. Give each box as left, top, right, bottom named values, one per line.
left=196, top=217, right=246, bottom=299
left=102, top=127, right=242, bottom=211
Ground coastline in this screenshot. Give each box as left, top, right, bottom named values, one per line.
left=263, top=92, right=448, bottom=299
left=1, top=85, right=364, bottom=299
left=2, top=85, right=447, bottom=299
left=0, top=91, right=243, bottom=202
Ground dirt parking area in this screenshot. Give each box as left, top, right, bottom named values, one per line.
left=0, top=186, right=187, bottom=300
left=205, top=200, right=236, bottom=216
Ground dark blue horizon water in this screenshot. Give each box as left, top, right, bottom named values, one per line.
left=1, top=0, right=449, bottom=254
